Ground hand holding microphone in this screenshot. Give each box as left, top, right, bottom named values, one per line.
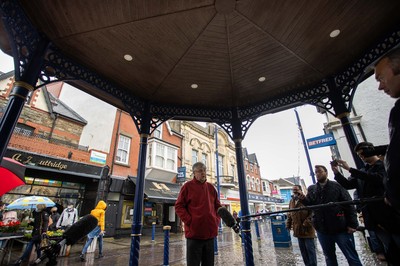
left=217, top=207, right=240, bottom=234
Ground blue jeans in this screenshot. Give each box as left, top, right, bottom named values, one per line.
left=298, top=238, right=317, bottom=266
left=19, top=237, right=40, bottom=261
left=317, top=232, right=362, bottom=266
left=81, top=226, right=103, bottom=255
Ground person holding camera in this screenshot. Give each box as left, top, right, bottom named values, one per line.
left=286, top=185, right=317, bottom=266
left=298, top=165, right=362, bottom=266
left=331, top=142, right=391, bottom=262
left=374, top=47, right=400, bottom=211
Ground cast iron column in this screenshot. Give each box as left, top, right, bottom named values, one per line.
left=0, top=38, right=49, bottom=161
left=129, top=107, right=151, bottom=266
left=327, top=79, right=364, bottom=169
left=231, top=114, right=254, bottom=266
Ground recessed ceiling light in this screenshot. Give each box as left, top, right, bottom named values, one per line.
left=258, top=77, right=266, bottom=82
left=329, top=29, right=340, bottom=38
left=191, top=84, right=198, bottom=89
left=124, top=54, right=133, bottom=61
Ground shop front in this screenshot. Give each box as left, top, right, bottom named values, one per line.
left=2, top=149, right=105, bottom=217
left=108, top=177, right=181, bottom=237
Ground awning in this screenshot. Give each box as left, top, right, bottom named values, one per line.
left=129, top=177, right=181, bottom=203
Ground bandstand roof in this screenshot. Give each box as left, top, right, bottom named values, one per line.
left=0, top=0, right=399, bottom=123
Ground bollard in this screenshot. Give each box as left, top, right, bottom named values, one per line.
left=152, top=222, right=156, bottom=242
left=214, top=237, right=218, bottom=255
left=163, top=225, right=171, bottom=266
left=254, top=220, right=261, bottom=240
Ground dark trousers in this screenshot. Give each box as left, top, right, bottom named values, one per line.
left=186, top=238, right=214, bottom=266
left=298, top=238, right=317, bottom=266
left=317, top=232, right=362, bottom=266
left=375, top=228, right=400, bottom=265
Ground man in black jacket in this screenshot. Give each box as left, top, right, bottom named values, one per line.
left=332, top=142, right=390, bottom=261
left=374, top=47, right=400, bottom=210
left=298, top=165, right=362, bottom=266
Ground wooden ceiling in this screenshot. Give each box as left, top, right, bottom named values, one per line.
left=2, top=0, right=400, bottom=112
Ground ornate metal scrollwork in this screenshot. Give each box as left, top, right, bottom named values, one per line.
left=0, top=0, right=41, bottom=80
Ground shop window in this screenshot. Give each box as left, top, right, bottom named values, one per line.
left=2, top=177, right=85, bottom=215
left=143, top=202, right=163, bottom=226
left=121, top=201, right=134, bottom=228
left=116, top=135, right=131, bottom=164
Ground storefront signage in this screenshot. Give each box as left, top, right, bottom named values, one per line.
left=248, top=193, right=284, bottom=203
left=90, top=150, right=107, bottom=165
left=177, top=167, right=186, bottom=182
left=12, top=153, right=68, bottom=170
left=307, top=133, right=336, bottom=149
left=6, top=148, right=103, bottom=176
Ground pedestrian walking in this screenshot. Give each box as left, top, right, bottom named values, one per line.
left=80, top=200, right=107, bottom=261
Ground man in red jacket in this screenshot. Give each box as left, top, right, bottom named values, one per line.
left=175, top=162, right=222, bottom=266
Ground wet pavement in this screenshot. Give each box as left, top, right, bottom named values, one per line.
left=5, top=220, right=386, bottom=265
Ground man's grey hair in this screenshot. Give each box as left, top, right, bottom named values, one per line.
left=192, top=162, right=206, bottom=172
left=376, top=47, right=400, bottom=75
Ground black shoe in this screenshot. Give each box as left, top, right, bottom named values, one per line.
left=96, top=254, right=104, bottom=259
left=13, top=259, right=22, bottom=266
left=80, top=254, right=86, bottom=262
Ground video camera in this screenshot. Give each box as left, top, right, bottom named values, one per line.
left=359, top=144, right=388, bottom=157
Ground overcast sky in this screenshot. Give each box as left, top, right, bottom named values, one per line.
left=0, top=51, right=332, bottom=186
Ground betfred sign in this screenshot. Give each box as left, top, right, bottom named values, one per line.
left=307, top=133, right=336, bottom=149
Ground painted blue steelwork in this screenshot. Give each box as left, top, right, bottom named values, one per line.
left=129, top=107, right=151, bottom=266
left=215, top=125, right=222, bottom=234
left=163, top=226, right=170, bottom=266
left=0, top=2, right=400, bottom=266
left=294, top=108, right=316, bottom=184
left=232, top=113, right=254, bottom=266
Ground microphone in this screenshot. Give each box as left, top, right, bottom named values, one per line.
left=64, top=214, right=98, bottom=245
left=33, top=214, right=98, bottom=265
left=217, top=207, right=240, bottom=234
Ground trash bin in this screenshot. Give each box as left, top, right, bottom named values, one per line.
left=270, top=214, right=291, bottom=247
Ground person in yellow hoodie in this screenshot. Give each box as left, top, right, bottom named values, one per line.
left=80, top=200, right=107, bottom=261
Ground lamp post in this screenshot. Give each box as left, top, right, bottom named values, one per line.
left=294, top=108, right=316, bottom=184
left=215, top=124, right=223, bottom=233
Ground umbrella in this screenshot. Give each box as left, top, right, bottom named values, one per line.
left=0, top=157, right=26, bottom=196
left=6, top=196, right=55, bottom=210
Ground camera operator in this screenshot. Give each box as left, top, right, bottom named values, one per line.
left=331, top=142, right=400, bottom=264
left=374, top=47, right=400, bottom=211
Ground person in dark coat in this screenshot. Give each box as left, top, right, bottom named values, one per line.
left=286, top=185, right=317, bottom=266
left=332, top=142, right=391, bottom=261
left=49, top=207, right=60, bottom=231
left=374, top=47, right=400, bottom=211
left=298, top=165, right=362, bottom=266
left=14, top=204, right=49, bottom=265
